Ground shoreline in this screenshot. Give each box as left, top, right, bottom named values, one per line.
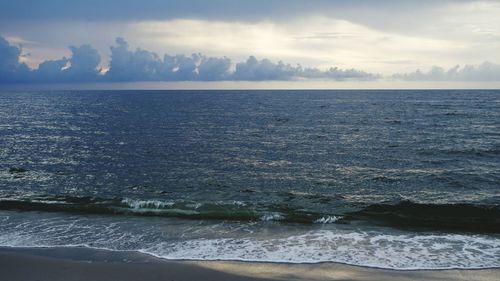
left=3, top=245, right=500, bottom=272
left=1, top=247, right=499, bottom=281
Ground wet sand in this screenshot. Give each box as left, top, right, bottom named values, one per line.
left=0, top=247, right=498, bottom=281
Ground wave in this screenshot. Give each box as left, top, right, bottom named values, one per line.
left=418, top=146, right=500, bottom=157
left=315, top=215, right=342, bottom=224
left=0, top=196, right=260, bottom=221
left=0, top=196, right=328, bottom=224
left=346, top=200, right=500, bottom=233
left=0, top=196, right=498, bottom=233
left=1, top=211, right=499, bottom=270
left=138, top=232, right=500, bottom=269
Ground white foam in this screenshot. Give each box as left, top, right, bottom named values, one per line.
left=1, top=211, right=499, bottom=270
left=141, top=231, right=500, bottom=270
left=260, top=213, right=284, bottom=221
left=314, top=216, right=342, bottom=224
left=231, top=201, right=247, bottom=207
left=122, top=198, right=175, bottom=209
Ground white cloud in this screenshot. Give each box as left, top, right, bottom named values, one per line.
left=1, top=0, right=499, bottom=81
left=0, top=36, right=379, bottom=83
left=127, top=17, right=464, bottom=74
left=393, top=62, right=500, bottom=81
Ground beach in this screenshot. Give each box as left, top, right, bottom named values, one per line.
left=1, top=90, right=499, bottom=277
left=1, top=247, right=498, bottom=281
left=1, top=0, right=500, bottom=278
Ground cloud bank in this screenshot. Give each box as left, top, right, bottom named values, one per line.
left=2, top=35, right=499, bottom=84
left=393, top=62, right=500, bottom=81
left=0, top=36, right=379, bottom=83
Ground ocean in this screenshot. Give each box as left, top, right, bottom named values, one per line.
left=0, top=90, right=499, bottom=269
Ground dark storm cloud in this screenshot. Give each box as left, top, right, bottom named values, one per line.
left=393, top=62, right=500, bottom=81
left=0, top=35, right=379, bottom=83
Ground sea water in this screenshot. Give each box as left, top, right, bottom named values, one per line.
left=0, top=90, right=499, bottom=269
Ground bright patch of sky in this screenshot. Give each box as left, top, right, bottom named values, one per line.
left=0, top=0, right=499, bottom=87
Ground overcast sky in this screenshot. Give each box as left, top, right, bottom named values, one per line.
left=1, top=0, right=500, bottom=88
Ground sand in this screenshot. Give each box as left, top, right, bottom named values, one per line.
left=0, top=247, right=498, bottom=281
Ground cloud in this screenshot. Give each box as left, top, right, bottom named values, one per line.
left=232, top=56, right=300, bottom=81
left=106, top=37, right=162, bottom=81
left=106, top=38, right=232, bottom=81
left=31, top=58, right=68, bottom=83
left=64, top=44, right=101, bottom=81
left=0, top=36, right=102, bottom=83
left=0, top=36, right=29, bottom=82
left=162, top=54, right=200, bottom=81
left=303, top=66, right=381, bottom=81
left=29, top=43, right=101, bottom=82
left=0, top=0, right=461, bottom=24
left=160, top=53, right=231, bottom=81
left=232, top=56, right=379, bottom=81
left=196, top=56, right=232, bottom=81
left=0, top=35, right=380, bottom=83
left=393, top=62, right=500, bottom=81
left=3, top=34, right=499, bottom=85
left=104, top=38, right=379, bottom=82
left=3, top=1, right=498, bottom=77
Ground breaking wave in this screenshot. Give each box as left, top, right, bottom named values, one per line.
left=0, top=196, right=498, bottom=233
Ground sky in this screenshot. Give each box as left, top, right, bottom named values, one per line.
left=1, top=0, right=500, bottom=89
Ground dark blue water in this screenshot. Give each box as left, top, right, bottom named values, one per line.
left=0, top=90, right=499, bottom=269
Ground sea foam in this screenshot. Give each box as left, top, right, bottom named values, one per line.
left=1, top=210, right=499, bottom=270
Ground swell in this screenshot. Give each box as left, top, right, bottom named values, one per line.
left=0, top=196, right=332, bottom=224
left=0, top=196, right=498, bottom=233
left=346, top=200, right=500, bottom=233
left=418, top=146, right=500, bottom=158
